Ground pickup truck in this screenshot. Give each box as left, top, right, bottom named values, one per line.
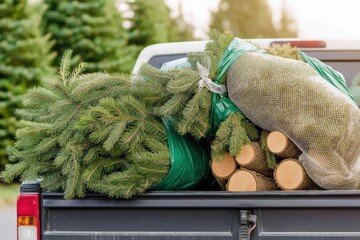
left=18, top=39, right=360, bottom=240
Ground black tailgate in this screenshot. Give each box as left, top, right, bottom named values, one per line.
left=41, top=191, right=360, bottom=240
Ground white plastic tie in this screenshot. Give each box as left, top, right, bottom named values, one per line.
left=197, top=62, right=227, bottom=94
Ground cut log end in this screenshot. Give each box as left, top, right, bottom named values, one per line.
left=235, top=142, right=272, bottom=177
left=211, top=153, right=237, bottom=180
left=274, top=158, right=313, bottom=190
left=266, top=131, right=288, bottom=153
left=236, top=143, right=256, bottom=165
left=266, top=131, right=300, bottom=158
left=227, top=169, right=278, bottom=192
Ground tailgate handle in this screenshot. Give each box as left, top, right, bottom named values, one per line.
left=240, top=210, right=257, bottom=240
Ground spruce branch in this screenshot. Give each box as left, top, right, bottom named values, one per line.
left=0, top=161, right=28, bottom=183
left=211, top=112, right=254, bottom=161
left=260, top=130, right=278, bottom=169
left=59, top=49, right=73, bottom=85
left=166, top=70, right=199, bottom=94
left=156, top=94, right=188, bottom=116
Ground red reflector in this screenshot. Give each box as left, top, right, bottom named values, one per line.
left=17, top=193, right=40, bottom=240
left=17, top=194, right=39, bottom=216
left=270, top=40, right=327, bottom=48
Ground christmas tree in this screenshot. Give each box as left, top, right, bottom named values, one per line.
left=0, top=0, right=55, bottom=171
left=1, top=50, right=172, bottom=199
left=42, top=0, right=132, bottom=73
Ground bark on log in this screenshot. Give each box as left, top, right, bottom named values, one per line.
left=235, top=142, right=273, bottom=177
left=226, top=169, right=278, bottom=192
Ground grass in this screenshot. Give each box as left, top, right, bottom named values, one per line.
left=0, top=183, right=19, bottom=207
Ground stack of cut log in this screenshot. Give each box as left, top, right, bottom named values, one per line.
left=211, top=130, right=317, bottom=191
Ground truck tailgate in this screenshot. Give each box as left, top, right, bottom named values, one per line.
left=41, top=191, right=360, bottom=240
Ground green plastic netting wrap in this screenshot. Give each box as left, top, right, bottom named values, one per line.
left=150, top=60, right=211, bottom=191
left=225, top=38, right=360, bottom=190
left=208, top=39, right=262, bottom=136
left=151, top=117, right=210, bottom=190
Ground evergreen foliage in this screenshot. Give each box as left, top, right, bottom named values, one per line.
left=127, top=0, right=177, bottom=46
left=264, top=43, right=302, bottom=61
left=211, top=112, right=258, bottom=160
left=2, top=51, right=170, bottom=199
left=42, top=0, right=132, bottom=73
left=78, top=96, right=169, bottom=198
left=0, top=0, right=55, bottom=171
left=210, top=0, right=298, bottom=38
left=136, top=30, right=259, bottom=160
left=259, top=130, right=277, bottom=169
left=1, top=51, right=162, bottom=199
left=126, top=0, right=183, bottom=66
left=1, top=29, right=308, bottom=198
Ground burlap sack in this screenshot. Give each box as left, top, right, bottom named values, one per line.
left=227, top=52, right=360, bottom=189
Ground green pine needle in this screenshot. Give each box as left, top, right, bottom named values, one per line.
left=260, top=130, right=278, bottom=169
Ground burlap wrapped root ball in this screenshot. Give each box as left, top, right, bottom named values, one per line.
left=227, top=51, right=360, bottom=189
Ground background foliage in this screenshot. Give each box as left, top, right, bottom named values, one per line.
left=210, top=0, right=297, bottom=38
left=0, top=0, right=55, bottom=172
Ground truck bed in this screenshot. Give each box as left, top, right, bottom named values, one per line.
left=41, top=190, right=360, bottom=240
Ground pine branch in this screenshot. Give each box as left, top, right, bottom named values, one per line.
left=33, top=136, right=59, bottom=154
left=229, top=119, right=249, bottom=157
left=211, top=112, right=253, bottom=160
left=103, top=121, right=127, bottom=151
left=23, top=87, right=58, bottom=107
left=59, top=49, right=72, bottom=85
left=83, top=157, right=123, bottom=183
left=16, top=108, right=53, bottom=122
left=260, top=130, right=278, bottom=169
left=206, top=30, right=234, bottom=83
left=264, top=43, right=302, bottom=61
left=241, top=119, right=259, bottom=141
left=40, top=172, right=66, bottom=193
left=69, top=62, right=86, bottom=86
left=211, top=115, right=232, bottom=161
left=0, top=161, right=28, bottom=183
left=156, top=94, right=188, bottom=116
left=166, top=70, right=199, bottom=94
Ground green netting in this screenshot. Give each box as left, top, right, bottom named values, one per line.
left=350, top=74, right=360, bottom=106
left=209, top=38, right=260, bottom=136
left=300, top=51, right=355, bottom=102
left=151, top=118, right=210, bottom=190
left=151, top=59, right=210, bottom=190
left=215, top=38, right=263, bottom=82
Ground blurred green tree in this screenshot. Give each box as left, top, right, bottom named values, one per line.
left=127, top=0, right=177, bottom=45
left=42, top=0, right=133, bottom=73
left=126, top=0, right=195, bottom=63
left=210, top=0, right=297, bottom=38
left=0, top=0, right=55, bottom=172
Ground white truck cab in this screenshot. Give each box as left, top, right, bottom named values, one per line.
left=133, top=39, right=360, bottom=87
